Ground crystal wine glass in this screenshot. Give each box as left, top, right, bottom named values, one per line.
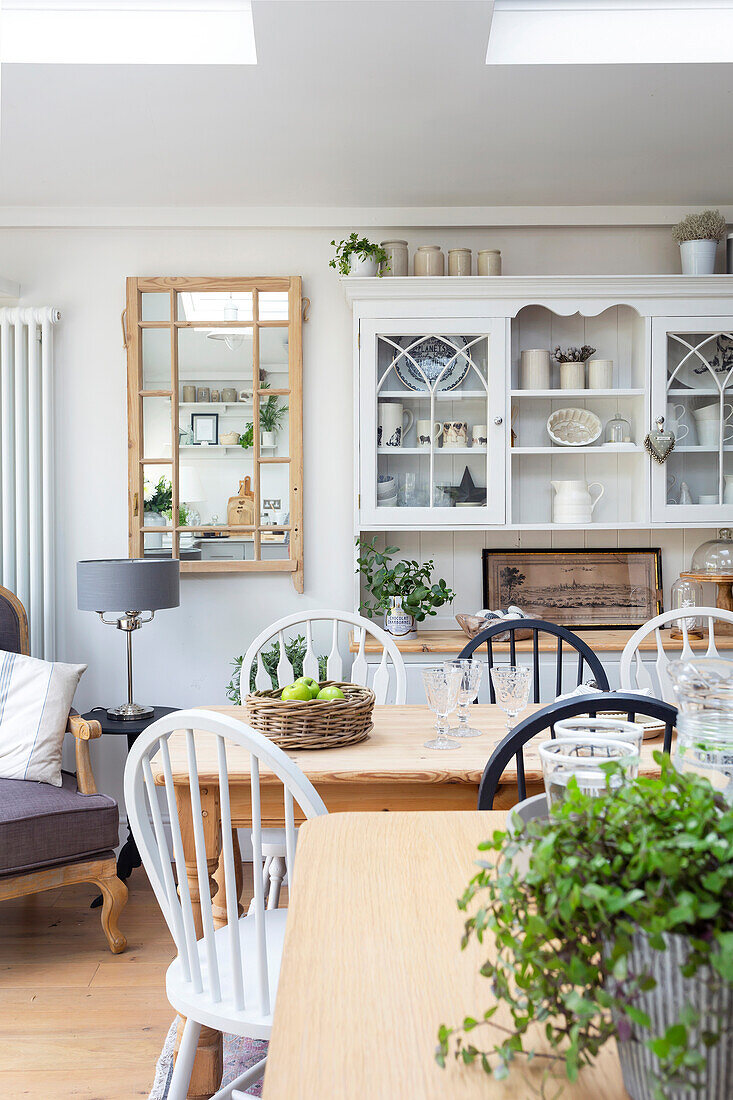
left=422, top=666, right=462, bottom=750
left=443, top=659, right=484, bottom=737
left=490, top=665, right=531, bottom=733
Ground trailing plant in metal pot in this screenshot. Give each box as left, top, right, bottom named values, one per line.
left=437, top=754, right=733, bottom=1100
left=226, top=637, right=327, bottom=702
left=672, top=209, right=727, bottom=275
left=330, top=233, right=389, bottom=277
left=356, top=537, right=455, bottom=637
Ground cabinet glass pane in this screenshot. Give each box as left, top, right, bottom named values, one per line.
left=375, top=333, right=490, bottom=509
left=141, top=293, right=170, bottom=321
left=142, top=396, right=172, bottom=460
left=665, top=331, right=733, bottom=506
left=143, top=463, right=174, bottom=533
left=142, top=328, right=172, bottom=390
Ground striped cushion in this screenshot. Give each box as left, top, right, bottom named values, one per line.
left=0, top=650, right=87, bottom=786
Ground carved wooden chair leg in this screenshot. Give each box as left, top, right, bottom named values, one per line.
left=92, top=864, right=128, bottom=954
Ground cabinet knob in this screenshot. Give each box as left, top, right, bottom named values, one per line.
left=494, top=416, right=503, bottom=426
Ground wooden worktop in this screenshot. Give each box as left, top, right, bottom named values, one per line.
left=349, top=627, right=733, bottom=654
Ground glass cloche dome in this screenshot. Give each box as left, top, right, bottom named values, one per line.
left=691, top=529, right=733, bottom=574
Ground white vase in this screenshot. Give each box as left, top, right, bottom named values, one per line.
left=559, top=361, right=586, bottom=389
left=680, top=239, right=718, bottom=275
left=551, top=479, right=604, bottom=524
left=348, top=254, right=378, bottom=277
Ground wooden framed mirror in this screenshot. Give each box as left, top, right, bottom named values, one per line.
left=125, top=276, right=303, bottom=590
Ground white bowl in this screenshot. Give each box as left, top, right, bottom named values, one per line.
left=547, top=407, right=602, bottom=447
left=377, top=476, right=396, bottom=498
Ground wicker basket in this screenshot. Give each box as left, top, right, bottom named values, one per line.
left=245, top=681, right=374, bottom=750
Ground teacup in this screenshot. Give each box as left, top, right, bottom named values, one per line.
left=442, top=421, right=468, bottom=447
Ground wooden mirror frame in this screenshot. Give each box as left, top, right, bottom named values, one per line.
left=124, top=276, right=304, bottom=590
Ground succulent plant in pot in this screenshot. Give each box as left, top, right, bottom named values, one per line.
left=330, top=233, right=390, bottom=277
left=437, top=754, right=733, bottom=1100
left=672, top=209, right=728, bottom=275
left=355, top=537, right=455, bottom=637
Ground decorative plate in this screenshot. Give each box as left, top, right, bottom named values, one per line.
left=392, top=335, right=471, bottom=392
left=546, top=407, right=602, bottom=447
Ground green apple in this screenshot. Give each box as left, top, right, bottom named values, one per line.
left=280, top=682, right=313, bottom=702
left=294, top=676, right=320, bottom=698
left=316, top=685, right=346, bottom=702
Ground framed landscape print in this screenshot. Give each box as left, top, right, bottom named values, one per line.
left=482, top=547, right=663, bottom=630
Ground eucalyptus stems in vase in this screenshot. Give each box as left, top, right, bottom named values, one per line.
left=356, top=537, right=455, bottom=637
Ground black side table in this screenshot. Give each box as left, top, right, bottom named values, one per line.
left=82, top=706, right=176, bottom=891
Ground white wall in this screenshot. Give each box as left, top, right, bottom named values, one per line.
left=0, top=221, right=704, bottom=810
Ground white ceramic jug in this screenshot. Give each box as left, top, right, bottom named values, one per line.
left=551, top=479, right=604, bottom=524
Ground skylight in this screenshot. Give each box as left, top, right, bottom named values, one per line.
left=486, top=1, right=733, bottom=65
left=1, top=1, right=257, bottom=64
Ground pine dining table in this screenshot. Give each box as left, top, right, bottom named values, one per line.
left=152, top=702, right=666, bottom=1100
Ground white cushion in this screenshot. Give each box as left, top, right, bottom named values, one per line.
left=0, top=650, right=87, bottom=786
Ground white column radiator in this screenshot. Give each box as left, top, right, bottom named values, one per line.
left=0, top=307, right=61, bottom=658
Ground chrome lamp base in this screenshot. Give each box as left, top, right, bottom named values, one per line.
left=106, top=701, right=155, bottom=722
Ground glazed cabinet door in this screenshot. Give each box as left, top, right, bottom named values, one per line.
left=651, top=316, right=733, bottom=524
left=358, top=317, right=507, bottom=527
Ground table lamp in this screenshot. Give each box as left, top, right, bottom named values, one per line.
left=77, top=558, right=180, bottom=721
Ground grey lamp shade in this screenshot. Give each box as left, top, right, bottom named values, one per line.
left=77, top=559, right=180, bottom=613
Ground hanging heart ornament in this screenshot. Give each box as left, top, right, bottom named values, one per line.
left=644, top=416, right=676, bottom=464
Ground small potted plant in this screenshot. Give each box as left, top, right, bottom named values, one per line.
left=330, top=233, right=389, bottom=277
left=437, top=755, right=733, bottom=1100
left=259, top=393, right=288, bottom=448
left=672, top=209, right=727, bottom=275
left=356, top=537, right=455, bottom=636
left=553, top=344, right=596, bottom=389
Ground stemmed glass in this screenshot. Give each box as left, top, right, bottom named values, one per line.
left=422, top=666, right=462, bottom=750
left=443, top=659, right=484, bottom=737
left=490, top=665, right=531, bottom=733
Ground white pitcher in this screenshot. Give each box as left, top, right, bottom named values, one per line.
left=551, top=479, right=604, bottom=524
left=378, top=402, right=414, bottom=448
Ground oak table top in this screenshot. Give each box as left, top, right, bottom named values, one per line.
left=262, top=811, right=629, bottom=1099
left=349, top=626, right=733, bottom=654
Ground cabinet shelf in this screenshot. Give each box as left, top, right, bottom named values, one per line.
left=179, top=402, right=252, bottom=411
left=179, top=444, right=275, bottom=454
left=512, top=444, right=642, bottom=454
left=667, top=388, right=723, bottom=396
left=378, top=446, right=487, bottom=455
left=378, top=390, right=486, bottom=400
left=510, top=389, right=644, bottom=398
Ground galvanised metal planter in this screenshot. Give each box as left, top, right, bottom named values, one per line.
left=610, top=932, right=733, bottom=1100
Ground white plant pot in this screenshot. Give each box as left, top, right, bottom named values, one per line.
left=143, top=510, right=166, bottom=548
left=680, top=239, right=718, bottom=275
left=348, top=255, right=378, bottom=277
left=261, top=430, right=277, bottom=448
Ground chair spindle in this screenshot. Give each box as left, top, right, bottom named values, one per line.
left=217, top=735, right=245, bottom=1012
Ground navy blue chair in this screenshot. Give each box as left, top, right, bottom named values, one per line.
left=458, top=618, right=610, bottom=703
left=477, top=692, right=677, bottom=809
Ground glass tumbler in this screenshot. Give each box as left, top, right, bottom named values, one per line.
left=443, top=659, right=484, bottom=737
left=553, top=715, right=643, bottom=754
left=422, top=666, right=462, bottom=750
left=539, top=738, right=639, bottom=807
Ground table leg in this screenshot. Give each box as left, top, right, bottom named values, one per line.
left=174, top=784, right=223, bottom=1100
left=212, top=828, right=244, bottom=926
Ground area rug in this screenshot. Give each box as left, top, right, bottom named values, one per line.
left=149, top=1018, right=267, bottom=1099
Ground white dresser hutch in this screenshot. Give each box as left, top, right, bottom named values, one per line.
left=343, top=276, right=733, bottom=698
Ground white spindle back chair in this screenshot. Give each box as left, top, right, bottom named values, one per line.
left=240, top=609, right=407, bottom=705
left=124, top=709, right=327, bottom=1100
left=619, top=606, right=733, bottom=703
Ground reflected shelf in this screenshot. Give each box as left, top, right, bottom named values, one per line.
left=179, top=444, right=276, bottom=454
left=511, top=444, right=642, bottom=454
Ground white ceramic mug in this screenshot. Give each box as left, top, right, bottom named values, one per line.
left=520, top=349, right=550, bottom=390
left=666, top=403, right=690, bottom=442
left=696, top=419, right=733, bottom=448
left=416, top=419, right=442, bottom=449
left=472, top=424, right=488, bottom=447
left=378, top=402, right=414, bottom=448
left=442, top=421, right=468, bottom=447
left=587, top=359, right=613, bottom=389
left=699, top=494, right=719, bottom=504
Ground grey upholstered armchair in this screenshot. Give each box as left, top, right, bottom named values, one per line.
left=0, top=585, right=127, bottom=953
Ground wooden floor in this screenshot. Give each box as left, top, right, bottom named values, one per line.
left=0, top=870, right=202, bottom=1099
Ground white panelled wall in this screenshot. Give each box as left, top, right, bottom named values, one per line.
left=0, top=220, right=711, bottom=815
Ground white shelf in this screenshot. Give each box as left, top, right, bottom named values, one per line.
left=510, top=389, right=644, bottom=398
left=180, top=402, right=252, bottom=411
left=378, top=390, right=486, bottom=400
left=378, top=446, right=487, bottom=455
left=179, top=444, right=275, bottom=454
left=675, top=445, right=733, bottom=452
left=512, top=444, right=642, bottom=454
left=667, top=388, right=723, bottom=396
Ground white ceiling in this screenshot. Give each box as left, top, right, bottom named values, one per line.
left=0, top=0, right=732, bottom=210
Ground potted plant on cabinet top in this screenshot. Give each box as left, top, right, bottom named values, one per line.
left=356, top=537, right=455, bottom=637
left=672, top=209, right=727, bottom=275
left=438, top=754, right=733, bottom=1100
left=330, top=233, right=389, bottom=277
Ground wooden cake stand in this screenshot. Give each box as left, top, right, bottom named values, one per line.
left=680, top=571, right=733, bottom=634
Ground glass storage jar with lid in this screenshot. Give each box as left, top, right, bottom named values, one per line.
left=670, top=576, right=703, bottom=637
left=691, top=528, right=733, bottom=574
left=604, top=412, right=632, bottom=445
